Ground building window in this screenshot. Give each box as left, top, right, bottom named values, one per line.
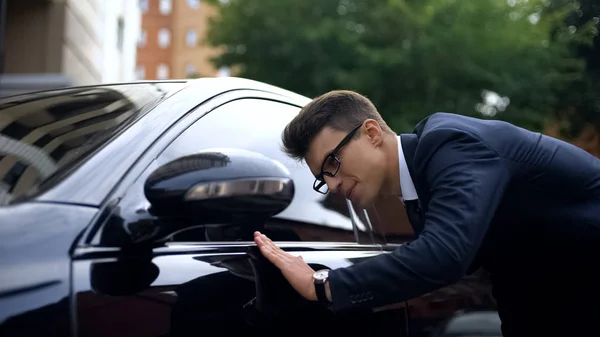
left=187, top=0, right=200, bottom=9
left=137, top=29, right=147, bottom=47
left=159, top=0, right=172, bottom=14
left=158, top=28, right=170, bottom=48
left=186, top=29, right=197, bottom=47
left=157, top=64, right=169, bottom=80
left=135, top=65, right=145, bottom=80
left=218, top=66, right=230, bottom=77
left=185, top=63, right=196, bottom=78
left=140, top=0, right=148, bottom=12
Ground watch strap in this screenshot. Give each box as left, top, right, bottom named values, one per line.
left=315, top=281, right=329, bottom=303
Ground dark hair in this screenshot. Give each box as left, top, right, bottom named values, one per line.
left=282, top=90, right=392, bottom=161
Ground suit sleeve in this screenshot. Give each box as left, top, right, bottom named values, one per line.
left=328, top=130, right=510, bottom=312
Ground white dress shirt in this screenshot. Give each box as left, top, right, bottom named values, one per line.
left=397, top=135, right=418, bottom=203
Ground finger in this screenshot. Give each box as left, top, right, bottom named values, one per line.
left=257, top=236, right=294, bottom=266
left=258, top=243, right=273, bottom=257
left=261, top=234, right=280, bottom=250
left=257, top=237, right=281, bottom=257
left=268, top=246, right=299, bottom=268
left=257, top=235, right=301, bottom=266
left=260, top=235, right=289, bottom=259
left=259, top=234, right=277, bottom=250
left=255, top=233, right=276, bottom=249
left=259, top=244, right=287, bottom=268
left=258, top=242, right=277, bottom=259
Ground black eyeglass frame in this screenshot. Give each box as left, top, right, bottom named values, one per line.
left=312, top=123, right=363, bottom=194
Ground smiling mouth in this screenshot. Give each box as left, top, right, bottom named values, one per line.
left=346, top=183, right=356, bottom=200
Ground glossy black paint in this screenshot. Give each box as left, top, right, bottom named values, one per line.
left=72, top=243, right=406, bottom=337
left=0, top=202, right=97, bottom=336
left=0, top=78, right=498, bottom=337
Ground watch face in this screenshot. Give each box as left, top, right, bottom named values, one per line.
left=314, top=269, right=329, bottom=281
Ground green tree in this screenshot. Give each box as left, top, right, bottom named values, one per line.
left=542, top=0, right=600, bottom=138
left=204, top=0, right=592, bottom=132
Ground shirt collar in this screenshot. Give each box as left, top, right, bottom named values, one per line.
left=397, top=135, right=418, bottom=202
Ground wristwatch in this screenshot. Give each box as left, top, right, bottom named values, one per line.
left=313, top=269, right=331, bottom=304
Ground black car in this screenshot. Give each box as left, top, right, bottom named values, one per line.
left=0, top=78, right=500, bottom=337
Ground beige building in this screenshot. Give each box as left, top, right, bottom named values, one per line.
left=136, top=0, right=228, bottom=80
left=1, top=0, right=141, bottom=97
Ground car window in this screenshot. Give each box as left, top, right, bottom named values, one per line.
left=353, top=196, right=417, bottom=245
left=0, top=83, right=183, bottom=206
left=158, top=98, right=373, bottom=243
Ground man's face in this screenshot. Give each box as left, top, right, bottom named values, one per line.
left=305, top=120, right=388, bottom=208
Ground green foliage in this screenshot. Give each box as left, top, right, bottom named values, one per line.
left=542, top=0, right=600, bottom=137
left=203, top=0, right=595, bottom=133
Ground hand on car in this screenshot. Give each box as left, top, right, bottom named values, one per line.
left=253, top=231, right=317, bottom=301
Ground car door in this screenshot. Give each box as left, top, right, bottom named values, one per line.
left=73, top=94, right=410, bottom=336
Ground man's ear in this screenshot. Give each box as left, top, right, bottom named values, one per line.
left=363, top=119, right=383, bottom=147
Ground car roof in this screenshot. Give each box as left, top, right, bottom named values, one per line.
left=187, top=77, right=311, bottom=105
left=0, top=77, right=309, bottom=106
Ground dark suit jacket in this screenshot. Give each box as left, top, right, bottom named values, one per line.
left=328, top=112, right=600, bottom=313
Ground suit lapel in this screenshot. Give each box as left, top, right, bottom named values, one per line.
left=400, top=114, right=430, bottom=184
left=399, top=133, right=424, bottom=234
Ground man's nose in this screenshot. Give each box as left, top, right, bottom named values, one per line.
left=324, top=175, right=342, bottom=194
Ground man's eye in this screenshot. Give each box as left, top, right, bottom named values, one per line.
left=325, top=157, right=337, bottom=170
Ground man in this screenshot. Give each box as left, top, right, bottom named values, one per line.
left=254, top=90, right=600, bottom=336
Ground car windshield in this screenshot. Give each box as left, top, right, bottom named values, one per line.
left=0, top=82, right=184, bottom=206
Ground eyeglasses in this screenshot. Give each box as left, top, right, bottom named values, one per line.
left=313, top=123, right=362, bottom=194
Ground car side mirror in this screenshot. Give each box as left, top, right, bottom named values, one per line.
left=144, top=148, right=295, bottom=224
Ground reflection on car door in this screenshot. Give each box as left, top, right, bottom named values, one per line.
left=74, top=241, right=408, bottom=337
